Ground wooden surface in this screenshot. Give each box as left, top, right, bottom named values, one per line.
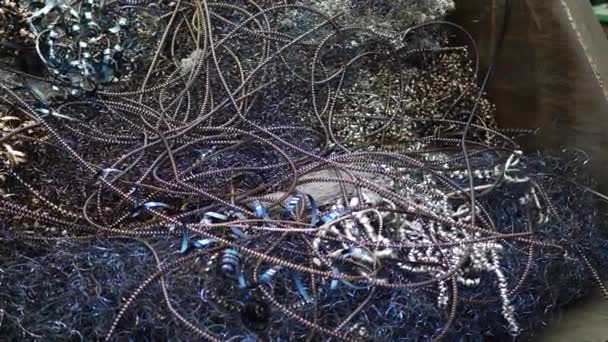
left=451, top=1, right=608, bottom=341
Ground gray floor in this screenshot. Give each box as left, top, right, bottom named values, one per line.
left=536, top=289, right=608, bottom=342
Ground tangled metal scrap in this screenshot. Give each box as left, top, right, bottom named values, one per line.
left=0, top=0, right=607, bottom=341
left=24, top=0, right=162, bottom=89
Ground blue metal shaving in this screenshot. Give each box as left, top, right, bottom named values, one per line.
left=131, top=201, right=171, bottom=217
left=329, top=268, right=340, bottom=291
left=257, top=266, right=282, bottom=285
left=330, top=278, right=339, bottom=291
left=230, top=226, right=249, bottom=239
left=306, top=194, right=319, bottom=225
left=237, top=273, right=248, bottom=289
left=253, top=200, right=269, bottom=219
left=342, top=247, right=372, bottom=259
left=192, top=239, right=216, bottom=249
left=321, top=210, right=343, bottom=224
left=204, top=212, right=228, bottom=221
left=291, top=272, right=312, bottom=303
left=221, top=248, right=241, bottom=279
left=286, top=192, right=303, bottom=214
left=143, top=202, right=171, bottom=210
left=98, top=167, right=122, bottom=177
left=94, top=167, right=122, bottom=184
left=181, top=228, right=215, bottom=254
left=180, top=229, right=190, bottom=254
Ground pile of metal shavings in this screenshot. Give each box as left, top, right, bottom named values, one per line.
left=0, top=0, right=34, bottom=44
left=330, top=46, right=498, bottom=152
left=18, top=0, right=167, bottom=90
left=309, top=0, right=455, bottom=37
left=0, top=1, right=607, bottom=341
left=0, top=98, right=47, bottom=202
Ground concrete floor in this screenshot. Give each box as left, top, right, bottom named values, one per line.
left=534, top=289, right=608, bottom=342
